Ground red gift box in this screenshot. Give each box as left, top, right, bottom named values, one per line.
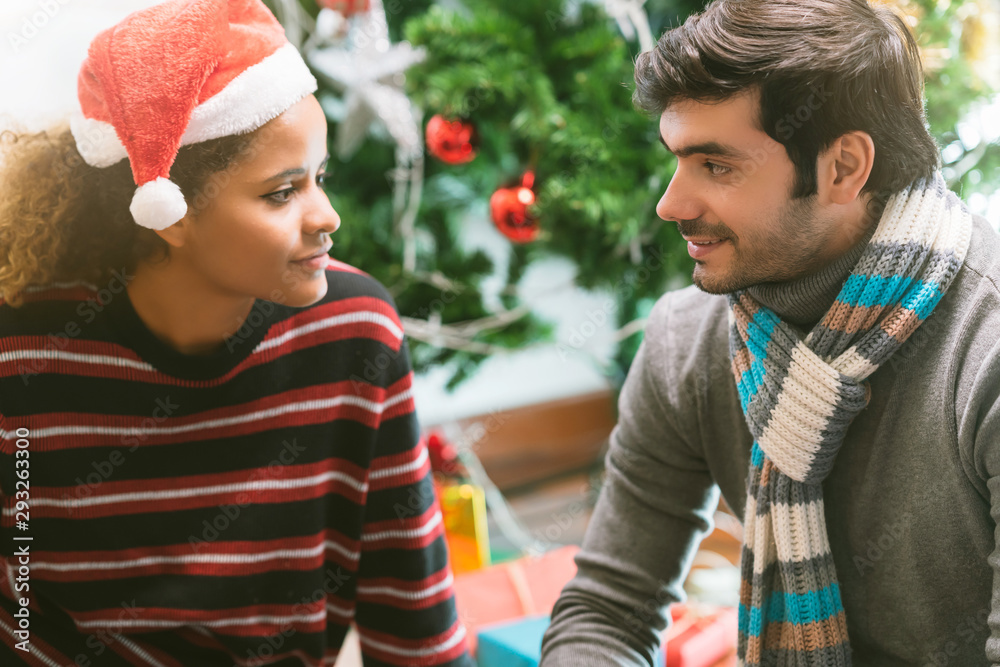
left=452, top=545, right=579, bottom=654
left=664, top=604, right=738, bottom=667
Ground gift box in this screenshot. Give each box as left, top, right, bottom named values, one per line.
left=438, top=480, right=491, bottom=574
left=453, top=545, right=579, bottom=654
left=476, top=615, right=549, bottom=667
left=472, top=605, right=737, bottom=667
left=663, top=604, right=738, bottom=667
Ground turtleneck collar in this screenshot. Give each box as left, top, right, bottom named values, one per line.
left=745, top=221, right=877, bottom=330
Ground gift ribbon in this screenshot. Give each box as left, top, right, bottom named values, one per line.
left=505, top=560, right=538, bottom=616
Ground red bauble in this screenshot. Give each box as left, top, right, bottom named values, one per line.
left=426, top=431, right=460, bottom=476
left=490, top=171, right=539, bottom=243
left=426, top=114, right=478, bottom=164
left=318, top=0, right=370, bottom=16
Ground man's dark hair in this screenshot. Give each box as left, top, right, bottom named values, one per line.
left=634, top=0, right=940, bottom=203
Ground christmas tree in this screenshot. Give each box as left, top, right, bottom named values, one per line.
left=268, top=0, right=999, bottom=389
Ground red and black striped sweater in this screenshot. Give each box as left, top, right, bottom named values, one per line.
left=0, top=259, right=471, bottom=667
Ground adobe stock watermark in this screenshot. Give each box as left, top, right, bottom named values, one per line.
left=622, top=578, right=674, bottom=635
left=61, top=396, right=181, bottom=510
left=17, top=268, right=134, bottom=386
left=525, top=482, right=598, bottom=554
left=70, top=600, right=145, bottom=666
left=224, top=293, right=287, bottom=353
left=393, top=410, right=508, bottom=521
left=557, top=244, right=671, bottom=360
left=852, top=512, right=912, bottom=576
left=348, top=340, right=413, bottom=393
left=544, top=0, right=591, bottom=31
left=236, top=566, right=353, bottom=667
left=774, top=82, right=835, bottom=141
left=544, top=115, right=626, bottom=198
left=7, top=0, right=73, bottom=54
left=922, top=606, right=991, bottom=667
left=189, top=438, right=307, bottom=551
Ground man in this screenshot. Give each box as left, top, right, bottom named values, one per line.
left=540, top=1, right=1000, bottom=666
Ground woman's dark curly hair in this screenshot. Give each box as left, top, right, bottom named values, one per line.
left=0, top=124, right=258, bottom=307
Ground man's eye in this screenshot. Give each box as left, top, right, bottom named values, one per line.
left=317, top=172, right=328, bottom=186
left=705, top=162, right=732, bottom=176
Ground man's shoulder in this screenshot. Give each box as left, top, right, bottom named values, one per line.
left=962, top=215, right=1000, bottom=294
left=945, top=216, right=1000, bottom=422
left=946, top=214, right=1000, bottom=342
left=641, top=284, right=732, bottom=384
left=647, top=284, right=730, bottom=343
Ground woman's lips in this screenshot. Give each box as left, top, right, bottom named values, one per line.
left=291, top=244, right=333, bottom=270
left=291, top=253, right=328, bottom=271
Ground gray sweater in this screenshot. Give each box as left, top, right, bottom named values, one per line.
left=540, top=215, right=1000, bottom=667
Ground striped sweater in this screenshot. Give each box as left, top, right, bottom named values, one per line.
left=0, top=258, right=471, bottom=667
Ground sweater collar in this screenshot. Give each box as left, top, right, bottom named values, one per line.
left=744, top=223, right=876, bottom=330
left=103, top=284, right=277, bottom=380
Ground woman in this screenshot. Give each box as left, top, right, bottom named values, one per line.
left=0, top=1, right=469, bottom=665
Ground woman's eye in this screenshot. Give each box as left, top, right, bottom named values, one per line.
left=265, top=188, right=295, bottom=204
left=264, top=172, right=328, bottom=205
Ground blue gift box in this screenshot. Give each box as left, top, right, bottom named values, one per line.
left=475, top=615, right=549, bottom=667
left=475, top=615, right=668, bottom=667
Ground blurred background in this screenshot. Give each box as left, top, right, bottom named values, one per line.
left=2, top=0, right=998, bottom=662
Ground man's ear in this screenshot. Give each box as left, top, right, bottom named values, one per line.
left=818, top=131, right=875, bottom=205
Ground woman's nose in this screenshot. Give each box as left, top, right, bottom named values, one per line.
left=306, top=184, right=341, bottom=235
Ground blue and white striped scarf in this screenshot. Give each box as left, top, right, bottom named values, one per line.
left=728, top=172, right=973, bottom=665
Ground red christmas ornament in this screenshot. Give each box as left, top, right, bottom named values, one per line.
left=426, top=431, right=461, bottom=476
left=490, top=171, right=539, bottom=243
left=426, top=114, right=478, bottom=165
left=318, top=0, right=370, bottom=16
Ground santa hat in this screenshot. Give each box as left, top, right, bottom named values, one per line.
left=70, top=0, right=318, bottom=230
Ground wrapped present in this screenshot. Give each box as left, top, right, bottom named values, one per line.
left=663, top=604, right=738, bottom=667
left=427, top=429, right=491, bottom=575
left=476, top=615, right=549, bottom=667
left=453, top=545, right=579, bottom=654
left=473, top=606, right=737, bottom=667
left=438, top=480, right=491, bottom=574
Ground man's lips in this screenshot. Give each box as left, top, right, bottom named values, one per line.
left=684, top=237, right=729, bottom=260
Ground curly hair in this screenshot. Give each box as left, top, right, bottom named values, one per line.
left=0, top=124, right=259, bottom=307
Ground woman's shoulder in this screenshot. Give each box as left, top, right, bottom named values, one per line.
left=318, top=258, right=400, bottom=312
left=0, top=280, right=106, bottom=336
left=261, top=259, right=405, bottom=355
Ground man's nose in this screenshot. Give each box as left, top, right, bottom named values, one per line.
left=656, top=168, right=704, bottom=223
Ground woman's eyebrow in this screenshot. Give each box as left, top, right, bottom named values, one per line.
left=263, top=153, right=331, bottom=182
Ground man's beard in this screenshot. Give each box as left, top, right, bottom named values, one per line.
left=682, top=194, right=842, bottom=295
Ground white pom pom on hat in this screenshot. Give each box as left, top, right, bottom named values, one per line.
left=69, top=0, right=318, bottom=230
left=130, top=178, right=189, bottom=231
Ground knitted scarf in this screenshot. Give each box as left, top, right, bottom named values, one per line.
left=729, top=172, right=973, bottom=666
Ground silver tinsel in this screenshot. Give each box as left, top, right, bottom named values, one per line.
left=307, top=0, right=426, bottom=163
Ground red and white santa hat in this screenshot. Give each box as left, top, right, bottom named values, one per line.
left=70, top=0, right=318, bottom=230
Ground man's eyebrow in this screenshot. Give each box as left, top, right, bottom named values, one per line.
left=658, top=135, right=749, bottom=160
left=263, top=153, right=331, bottom=182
